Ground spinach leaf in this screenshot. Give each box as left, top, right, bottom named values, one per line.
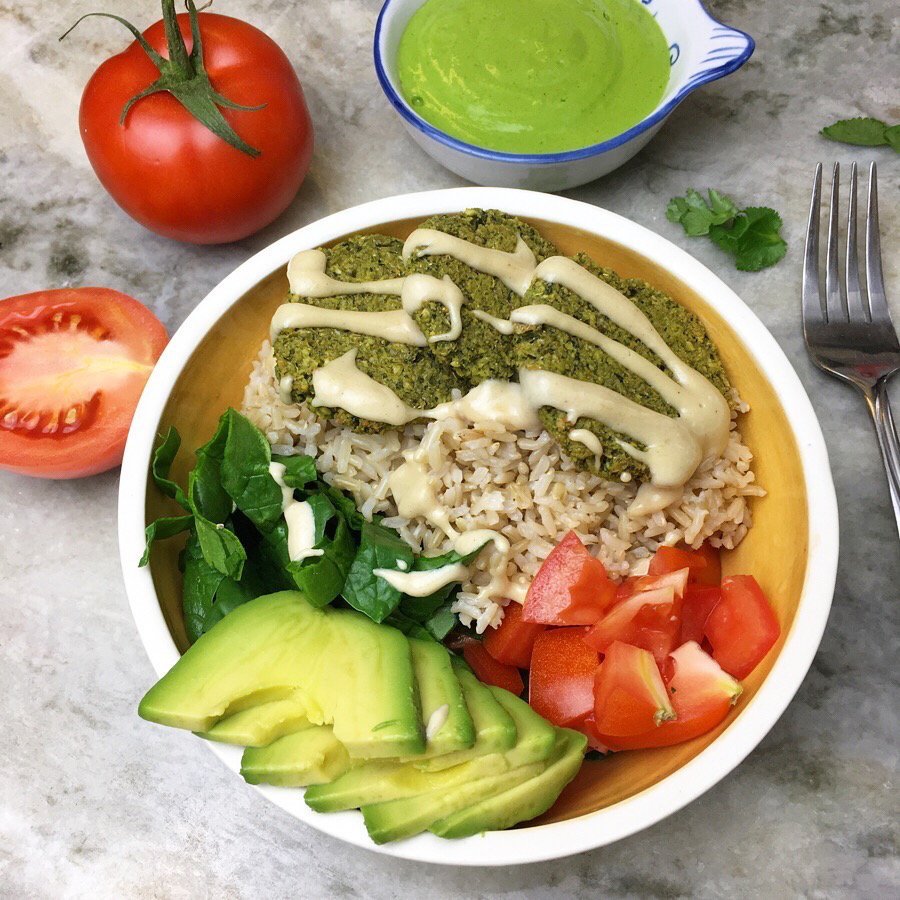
left=272, top=452, right=318, bottom=488
left=150, top=427, right=190, bottom=511
left=220, top=409, right=285, bottom=532
left=140, top=514, right=194, bottom=566
left=288, top=507, right=356, bottom=607
left=424, top=602, right=458, bottom=641
left=385, top=609, right=437, bottom=643
left=194, top=514, right=246, bottom=580
left=189, top=414, right=231, bottom=523
left=319, top=483, right=366, bottom=530
left=342, top=520, right=416, bottom=622
left=181, top=533, right=226, bottom=643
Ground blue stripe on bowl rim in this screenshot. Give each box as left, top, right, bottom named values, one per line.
left=373, top=0, right=755, bottom=167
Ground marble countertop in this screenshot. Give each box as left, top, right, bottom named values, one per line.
left=1, top=0, right=897, bottom=896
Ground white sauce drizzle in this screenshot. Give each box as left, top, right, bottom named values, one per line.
left=470, top=309, right=517, bottom=334
left=278, top=375, right=294, bottom=404
left=374, top=562, right=469, bottom=596
left=569, top=428, right=603, bottom=468
left=268, top=462, right=324, bottom=562
left=425, top=704, right=450, bottom=740
left=276, top=249, right=467, bottom=346
left=403, top=230, right=537, bottom=296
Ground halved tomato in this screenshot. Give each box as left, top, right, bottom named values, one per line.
left=522, top=531, right=616, bottom=625
left=599, top=641, right=742, bottom=750
left=483, top=601, right=545, bottom=669
left=592, top=641, right=675, bottom=737
left=680, top=584, right=722, bottom=646
left=583, top=585, right=683, bottom=664
left=0, top=289, right=167, bottom=478
left=528, top=627, right=599, bottom=726
left=704, top=575, right=780, bottom=679
left=460, top=639, right=524, bottom=695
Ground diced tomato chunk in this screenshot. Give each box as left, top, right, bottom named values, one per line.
left=528, top=628, right=599, bottom=726
left=461, top=640, right=524, bottom=695
left=599, top=641, right=742, bottom=750
left=691, top=543, right=722, bottom=586
left=616, top=567, right=690, bottom=601
left=680, top=584, right=722, bottom=646
left=592, top=641, right=675, bottom=737
left=483, top=601, right=545, bottom=669
left=704, top=575, right=780, bottom=679
left=583, top=586, right=683, bottom=664
left=522, top=531, right=616, bottom=626
left=649, top=545, right=708, bottom=577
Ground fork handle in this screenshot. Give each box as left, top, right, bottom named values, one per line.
left=869, top=379, right=900, bottom=538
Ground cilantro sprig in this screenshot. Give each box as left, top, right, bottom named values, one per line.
left=666, top=189, right=787, bottom=272
left=820, top=117, right=900, bottom=152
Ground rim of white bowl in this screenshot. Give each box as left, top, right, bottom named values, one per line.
left=118, top=187, right=838, bottom=867
left=372, top=0, right=755, bottom=165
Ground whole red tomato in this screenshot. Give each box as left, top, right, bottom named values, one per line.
left=77, top=2, right=313, bottom=244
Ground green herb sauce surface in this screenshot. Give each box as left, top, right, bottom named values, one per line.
left=396, top=0, right=670, bottom=154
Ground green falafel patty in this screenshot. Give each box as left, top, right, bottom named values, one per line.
left=514, top=252, right=731, bottom=481
left=407, top=209, right=558, bottom=384
left=273, top=234, right=466, bottom=433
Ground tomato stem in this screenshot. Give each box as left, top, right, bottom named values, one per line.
left=61, top=0, right=264, bottom=157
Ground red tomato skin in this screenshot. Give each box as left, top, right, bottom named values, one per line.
left=80, top=13, right=314, bottom=244
left=691, top=543, right=722, bottom=586
left=522, top=531, right=616, bottom=626
left=483, top=602, right=545, bottom=669
left=461, top=641, right=524, bottom=695
left=649, top=545, right=708, bottom=579
left=680, top=585, right=722, bottom=646
left=704, top=576, right=780, bottom=679
left=528, top=627, right=599, bottom=726
left=0, top=289, right=167, bottom=479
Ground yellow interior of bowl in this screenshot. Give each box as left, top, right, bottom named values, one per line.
left=145, top=217, right=808, bottom=825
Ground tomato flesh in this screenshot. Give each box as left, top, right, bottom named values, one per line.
left=599, top=641, right=742, bottom=750
left=483, top=601, right=545, bottom=669
left=461, top=640, right=524, bottom=695
left=691, top=543, right=722, bottom=586
left=0, top=289, right=167, bottom=478
left=583, top=585, right=683, bottom=664
left=592, top=641, right=674, bottom=737
left=704, top=575, right=780, bottom=679
left=522, top=531, right=616, bottom=625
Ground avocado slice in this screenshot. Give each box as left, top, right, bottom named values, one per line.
left=406, top=639, right=475, bottom=758
left=413, top=662, right=516, bottom=772
left=197, top=699, right=311, bottom=747
left=138, top=591, right=425, bottom=758
left=429, top=728, right=588, bottom=839
left=241, top=726, right=352, bottom=787
left=361, top=761, right=547, bottom=844
left=356, top=686, right=561, bottom=843
left=304, top=681, right=550, bottom=813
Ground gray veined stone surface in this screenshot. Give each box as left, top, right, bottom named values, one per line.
left=1, top=0, right=898, bottom=896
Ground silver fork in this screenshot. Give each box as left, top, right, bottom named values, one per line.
left=803, top=161, right=900, bottom=536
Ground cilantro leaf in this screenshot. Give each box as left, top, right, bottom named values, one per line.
left=666, top=188, right=738, bottom=236
left=821, top=117, right=890, bottom=147
left=668, top=189, right=787, bottom=272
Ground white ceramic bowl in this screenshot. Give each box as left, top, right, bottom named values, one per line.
left=119, top=187, right=837, bottom=866
left=374, top=0, right=755, bottom=190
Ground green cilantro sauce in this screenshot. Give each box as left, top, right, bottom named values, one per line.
left=396, top=0, right=670, bottom=154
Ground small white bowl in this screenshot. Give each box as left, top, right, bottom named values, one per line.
left=374, top=0, right=754, bottom=190
left=119, top=187, right=838, bottom=867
